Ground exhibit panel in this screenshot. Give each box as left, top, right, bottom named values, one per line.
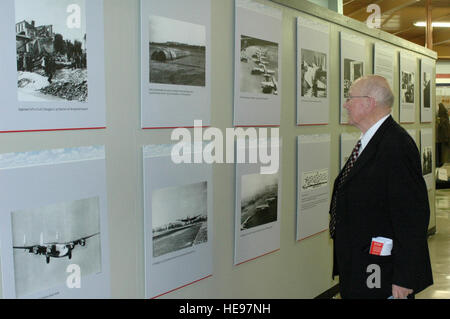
left=234, top=138, right=282, bottom=265
left=0, top=0, right=106, bottom=132
left=420, top=129, right=434, bottom=191
left=296, top=16, right=330, bottom=126
left=234, top=0, right=282, bottom=126
left=296, top=135, right=330, bottom=241
left=399, top=51, right=417, bottom=124
left=340, top=31, right=366, bottom=124
left=421, top=57, right=434, bottom=123
left=143, top=144, right=213, bottom=299
left=0, top=146, right=110, bottom=299
left=373, top=42, right=395, bottom=91
left=140, top=0, right=211, bottom=128
left=407, top=129, right=417, bottom=146
left=340, top=133, right=360, bottom=170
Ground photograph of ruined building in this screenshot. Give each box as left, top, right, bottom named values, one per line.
left=15, top=0, right=88, bottom=102
left=149, top=15, right=206, bottom=87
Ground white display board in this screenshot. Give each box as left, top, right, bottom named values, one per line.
left=421, top=57, right=434, bottom=123
left=0, top=0, right=106, bottom=132
left=340, top=31, right=365, bottom=124
left=406, top=129, right=417, bottom=146
left=296, top=135, right=330, bottom=241
left=373, top=43, right=395, bottom=91
left=340, top=132, right=360, bottom=170
left=420, top=129, right=433, bottom=191
left=297, top=16, right=330, bottom=126
left=399, top=51, right=417, bottom=123
left=234, top=138, right=281, bottom=265
left=140, top=0, right=211, bottom=129
left=0, top=146, right=110, bottom=299
left=143, top=144, right=213, bottom=298
left=234, top=0, right=282, bottom=126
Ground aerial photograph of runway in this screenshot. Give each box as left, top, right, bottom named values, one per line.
left=240, top=35, right=279, bottom=95
left=151, top=181, right=208, bottom=258
left=240, top=173, right=278, bottom=231
left=149, top=15, right=206, bottom=87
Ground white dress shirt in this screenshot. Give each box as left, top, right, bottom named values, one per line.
left=358, top=114, right=390, bottom=157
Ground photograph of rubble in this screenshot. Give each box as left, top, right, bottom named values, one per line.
left=149, top=15, right=206, bottom=87
left=151, top=181, right=208, bottom=258
left=240, top=35, right=279, bottom=95
left=15, top=0, right=88, bottom=102
left=343, top=58, right=364, bottom=99
left=422, top=146, right=432, bottom=176
left=11, top=196, right=102, bottom=298
left=401, top=71, right=415, bottom=104
left=240, top=173, right=278, bottom=231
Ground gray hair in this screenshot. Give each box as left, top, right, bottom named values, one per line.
left=353, top=75, right=394, bottom=108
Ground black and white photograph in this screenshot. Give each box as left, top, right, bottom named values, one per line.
left=152, top=181, right=208, bottom=258
left=240, top=35, right=279, bottom=95
left=423, top=71, right=431, bottom=109
left=149, top=15, right=206, bottom=87
left=422, top=146, right=433, bottom=176
left=300, top=49, right=327, bottom=98
left=401, top=71, right=415, bottom=103
left=240, top=173, right=278, bottom=230
left=15, top=0, right=88, bottom=102
left=343, top=58, right=364, bottom=98
left=11, top=196, right=101, bottom=298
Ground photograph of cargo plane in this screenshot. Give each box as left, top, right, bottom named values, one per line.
left=149, top=15, right=206, bottom=87
left=13, top=232, right=99, bottom=264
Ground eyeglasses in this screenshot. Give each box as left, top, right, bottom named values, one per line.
left=345, top=95, right=373, bottom=103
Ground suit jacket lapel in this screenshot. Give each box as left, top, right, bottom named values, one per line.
left=343, top=116, right=395, bottom=184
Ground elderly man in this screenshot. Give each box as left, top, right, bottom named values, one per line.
left=330, top=75, right=433, bottom=299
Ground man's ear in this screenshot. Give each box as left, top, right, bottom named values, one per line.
left=367, top=97, right=376, bottom=110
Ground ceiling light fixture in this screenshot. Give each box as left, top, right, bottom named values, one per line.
left=414, top=21, right=450, bottom=27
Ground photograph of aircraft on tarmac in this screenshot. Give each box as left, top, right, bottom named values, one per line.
left=240, top=173, right=278, bottom=231
left=11, top=196, right=102, bottom=298
left=152, top=181, right=208, bottom=258
left=240, top=35, right=279, bottom=95
left=149, top=15, right=206, bottom=87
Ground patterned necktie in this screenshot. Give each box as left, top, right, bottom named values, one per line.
left=329, top=140, right=362, bottom=239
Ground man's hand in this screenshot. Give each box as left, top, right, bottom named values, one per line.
left=392, top=284, right=413, bottom=299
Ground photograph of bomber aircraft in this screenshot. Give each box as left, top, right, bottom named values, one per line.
left=13, top=232, right=99, bottom=264
left=240, top=35, right=279, bottom=95
left=240, top=173, right=279, bottom=231
left=149, top=15, right=206, bottom=87
left=10, top=196, right=102, bottom=298
left=152, top=181, right=208, bottom=258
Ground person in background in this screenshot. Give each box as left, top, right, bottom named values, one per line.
left=436, top=103, right=450, bottom=167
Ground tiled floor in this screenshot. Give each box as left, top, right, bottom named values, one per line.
left=417, top=188, right=450, bottom=299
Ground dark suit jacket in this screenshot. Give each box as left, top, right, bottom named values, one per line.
left=332, top=116, right=433, bottom=299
